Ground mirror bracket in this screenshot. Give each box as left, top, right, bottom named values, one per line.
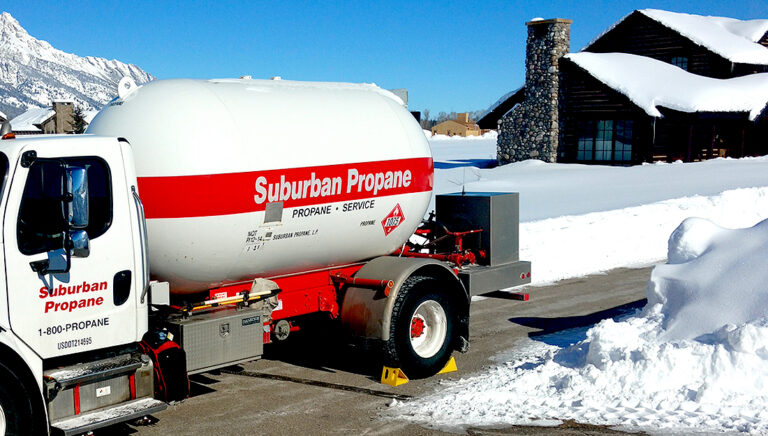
left=21, top=150, right=36, bottom=168
left=30, top=259, right=50, bottom=274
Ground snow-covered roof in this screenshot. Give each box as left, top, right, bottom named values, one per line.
left=83, top=109, right=99, bottom=125
left=588, top=10, right=768, bottom=65
left=640, top=9, right=768, bottom=65
left=0, top=110, right=6, bottom=121
left=477, top=87, right=525, bottom=128
left=565, top=52, right=768, bottom=120
left=478, top=87, right=521, bottom=121
left=9, top=106, right=55, bottom=132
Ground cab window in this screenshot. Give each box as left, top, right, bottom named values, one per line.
left=17, top=157, right=112, bottom=255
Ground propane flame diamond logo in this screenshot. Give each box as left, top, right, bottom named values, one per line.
left=381, top=204, right=405, bottom=236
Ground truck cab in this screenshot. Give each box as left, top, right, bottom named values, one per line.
left=0, top=133, right=162, bottom=435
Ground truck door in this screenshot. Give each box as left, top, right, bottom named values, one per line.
left=3, top=145, right=140, bottom=359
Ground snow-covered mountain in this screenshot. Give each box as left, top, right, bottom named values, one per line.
left=0, top=11, right=153, bottom=119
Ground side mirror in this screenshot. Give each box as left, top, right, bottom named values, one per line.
left=66, top=167, right=89, bottom=228
left=69, top=229, right=90, bottom=258
left=29, top=165, right=90, bottom=275
left=30, top=230, right=90, bottom=275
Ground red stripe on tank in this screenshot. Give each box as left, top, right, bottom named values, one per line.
left=137, top=157, right=433, bottom=219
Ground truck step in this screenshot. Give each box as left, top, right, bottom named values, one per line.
left=44, top=353, right=146, bottom=389
left=51, top=397, right=167, bottom=436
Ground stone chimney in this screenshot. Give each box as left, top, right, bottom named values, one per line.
left=457, top=112, right=470, bottom=123
left=497, top=18, right=572, bottom=164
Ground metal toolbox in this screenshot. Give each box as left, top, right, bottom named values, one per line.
left=436, top=192, right=531, bottom=295
left=165, top=307, right=263, bottom=374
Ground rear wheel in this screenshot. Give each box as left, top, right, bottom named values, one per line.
left=385, top=275, right=456, bottom=379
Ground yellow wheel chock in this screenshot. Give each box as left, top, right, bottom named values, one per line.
left=380, top=356, right=458, bottom=386
left=381, top=366, right=409, bottom=386
left=437, top=356, right=457, bottom=374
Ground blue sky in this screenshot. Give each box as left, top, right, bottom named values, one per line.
left=4, top=1, right=768, bottom=115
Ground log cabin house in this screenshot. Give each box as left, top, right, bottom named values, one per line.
left=482, top=10, right=768, bottom=165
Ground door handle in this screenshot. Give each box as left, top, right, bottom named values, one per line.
left=114, top=270, right=132, bottom=306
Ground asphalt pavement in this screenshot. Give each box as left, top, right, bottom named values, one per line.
left=96, top=266, right=653, bottom=436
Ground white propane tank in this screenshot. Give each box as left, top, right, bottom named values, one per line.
left=87, top=78, right=433, bottom=294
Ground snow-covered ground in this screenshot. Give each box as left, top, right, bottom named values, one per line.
left=428, top=131, right=768, bottom=285
left=391, top=133, right=768, bottom=434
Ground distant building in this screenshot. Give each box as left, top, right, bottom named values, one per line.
left=9, top=101, right=75, bottom=135
left=431, top=113, right=481, bottom=137
left=486, top=10, right=768, bottom=165
left=9, top=107, right=55, bottom=135
left=389, top=88, right=409, bottom=108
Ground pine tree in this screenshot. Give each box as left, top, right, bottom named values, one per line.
left=72, top=106, right=87, bottom=134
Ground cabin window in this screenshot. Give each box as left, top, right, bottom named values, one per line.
left=576, top=120, right=633, bottom=163
left=671, top=56, right=688, bottom=71
left=615, top=120, right=633, bottom=161
left=577, top=121, right=595, bottom=161
left=595, top=120, right=613, bottom=161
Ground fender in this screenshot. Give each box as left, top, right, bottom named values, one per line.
left=0, top=330, right=49, bottom=434
left=340, top=256, right=470, bottom=345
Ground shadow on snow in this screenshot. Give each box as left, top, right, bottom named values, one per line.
left=509, top=299, right=647, bottom=348
left=434, top=159, right=497, bottom=169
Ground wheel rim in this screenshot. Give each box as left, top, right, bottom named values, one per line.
left=0, top=402, right=5, bottom=435
left=409, top=300, right=447, bottom=358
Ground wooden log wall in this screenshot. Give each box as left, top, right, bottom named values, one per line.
left=559, top=62, right=650, bottom=164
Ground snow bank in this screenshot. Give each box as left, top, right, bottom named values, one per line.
left=394, top=217, right=768, bottom=434
left=432, top=156, right=768, bottom=222
left=522, top=187, right=768, bottom=285
left=650, top=218, right=768, bottom=341
left=565, top=52, right=768, bottom=120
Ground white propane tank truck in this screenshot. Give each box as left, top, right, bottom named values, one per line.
left=0, top=77, right=530, bottom=435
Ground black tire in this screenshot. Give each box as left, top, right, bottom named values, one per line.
left=384, top=275, right=456, bottom=379
left=0, top=361, right=44, bottom=436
